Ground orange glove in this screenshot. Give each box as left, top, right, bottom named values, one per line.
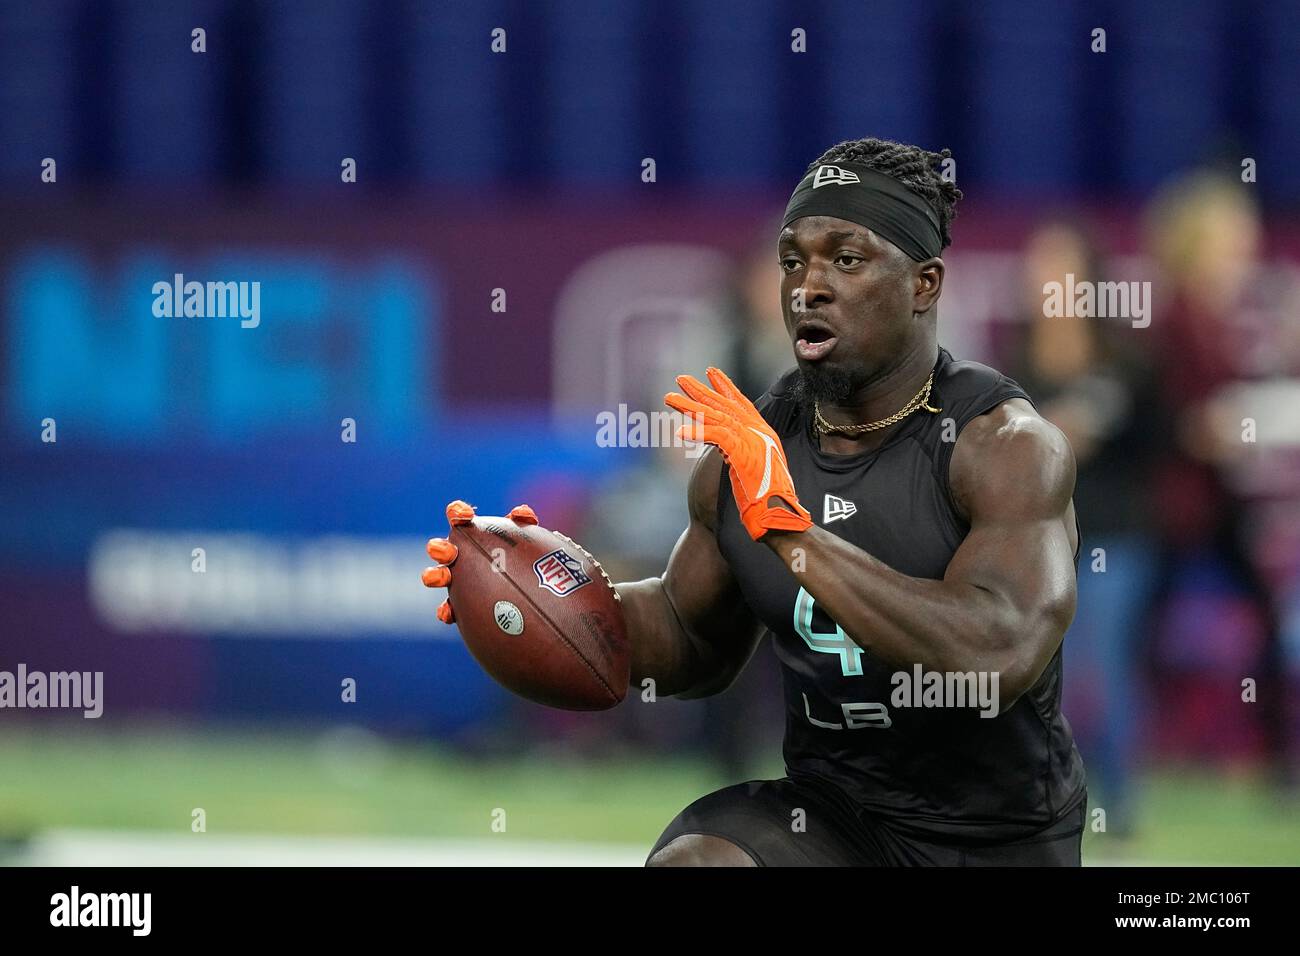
left=664, top=367, right=812, bottom=541
left=420, top=499, right=539, bottom=623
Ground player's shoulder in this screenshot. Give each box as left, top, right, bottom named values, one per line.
left=951, top=397, right=1075, bottom=517
left=959, top=397, right=1068, bottom=457
left=933, top=350, right=1025, bottom=406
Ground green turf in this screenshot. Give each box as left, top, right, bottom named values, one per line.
left=0, top=723, right=726, bottom=845
left=1082, top=767, right=1300, bottom=865
left=1, top=724, right=1296, bottom=863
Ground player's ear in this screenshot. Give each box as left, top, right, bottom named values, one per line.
left=913, top=257, right=944, bottom=315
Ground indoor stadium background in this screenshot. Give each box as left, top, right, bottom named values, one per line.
left=1, top=0, right=1298, bottom=865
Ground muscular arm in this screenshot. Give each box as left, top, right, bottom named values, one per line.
left=763, top=399, right=1079, bottom=710
left=616, top=448, right=765, bottom=699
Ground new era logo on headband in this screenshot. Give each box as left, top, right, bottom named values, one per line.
left=812, top=165, right=861, bottom=188
left=785, top=162, right=943, bottom=260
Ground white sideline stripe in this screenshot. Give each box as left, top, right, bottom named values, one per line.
left=4, top=829, right=1213, bottom=867
left=9, top=829, right=647, bottom=867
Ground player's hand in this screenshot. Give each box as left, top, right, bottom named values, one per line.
left=664, top=366, right=812, bottom=541
left=421, top=500, right=539, bottom=623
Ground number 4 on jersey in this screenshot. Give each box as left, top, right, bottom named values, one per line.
left=793, top=587, right=864, bottom=677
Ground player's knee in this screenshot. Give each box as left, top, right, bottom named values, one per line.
left=645, top=834, right=757, bottom=867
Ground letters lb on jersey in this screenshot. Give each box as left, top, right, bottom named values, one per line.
left=533, top=549, right=592, bottom=597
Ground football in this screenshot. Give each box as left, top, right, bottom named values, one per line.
left=446, top=514, right=630, bottom=711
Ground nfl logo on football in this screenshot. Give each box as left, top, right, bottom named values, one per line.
left=533, top=549, right=592, bottom=597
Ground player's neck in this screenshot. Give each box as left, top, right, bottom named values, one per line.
left=814, top=343, right=939, bottom=455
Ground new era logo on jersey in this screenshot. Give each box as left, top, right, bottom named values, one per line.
left=534, top=549, right=592, bottom=596
left=823, top=494, right=857, bottom=524
left=812, top=165, right=861, bottom=188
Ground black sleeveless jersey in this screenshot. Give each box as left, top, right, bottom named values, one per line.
left=716, top=346, right=1087, bottom=842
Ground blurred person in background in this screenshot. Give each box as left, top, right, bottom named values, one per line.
left=1143, top=171, right=1293, bottom=788
left=577, top=232, right=793, bottom=777
left=695, top=230, right=804, bottom=779
left=1002, top=219, right=1161, bottom=836
left=577, top=437, right=709, bottom=758
left=723, top=226, right=800, bottom=401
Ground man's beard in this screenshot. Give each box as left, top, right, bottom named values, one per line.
left=788, top=361, right=868, bottom=410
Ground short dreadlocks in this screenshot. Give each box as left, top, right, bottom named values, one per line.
left=805, top=137, right=963, bottom=250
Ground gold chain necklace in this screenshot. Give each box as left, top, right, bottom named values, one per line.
left=813, top=372, right=942, bottom=436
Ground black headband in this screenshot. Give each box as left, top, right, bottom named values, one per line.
left=781, top=163, right=943, bottom=261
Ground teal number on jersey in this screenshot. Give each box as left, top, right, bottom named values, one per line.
left=793, top=587, right=863, bottom=677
